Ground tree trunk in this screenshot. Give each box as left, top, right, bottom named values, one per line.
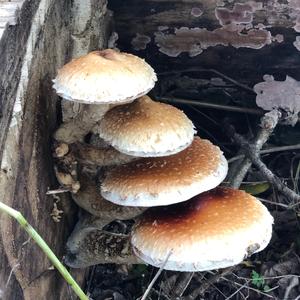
left=110, top=0, right=300, bottom=84
left=0, top=0, right=110, bottom=299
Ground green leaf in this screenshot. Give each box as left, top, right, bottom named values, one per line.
left=251, top=270, right=265, bottom=288
left=240, top=182, right=270, bottom=195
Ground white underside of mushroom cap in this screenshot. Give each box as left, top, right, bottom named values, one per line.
left=52, top=81, right=154, bottom=105
left=131, top=218, right=273, bottom=272
left=101, top=154, right=228, bottom=207
left=97, top=96, right=196, bottom=157
left=109, top=136, right=194, bottom=157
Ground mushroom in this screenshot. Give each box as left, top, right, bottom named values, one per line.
left=53, top=49, right=157, bottom=143
left=96, top=95, right=196, bottom=157
left=100, top=137, right=228, bottom=207
left=131, top=187, right=273, bottom=271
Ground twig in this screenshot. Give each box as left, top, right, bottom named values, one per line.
left=257, top=197, right=290, bottom=208
left=141, top=250, right=173, bottom=300
left=221, top=277, right=275, bottom=299
left=157, top=96, right=263, bottom=115
left=225, top=109, right=281, bottom=188
left=46, top=188, right=69, bottom=195
left=5, top=263, right=20, bottom=288
left=0, top=201, right=88, bottom=300
left=169, top=272, right=194, bottom=298
left=86, top=265, right=96, bottom=296
left=224, top=118, right=300, bottom=206
left=225, top=283, right=247, bottom=300
left=183, top=267, right=235, bottom=300
left=228, top=144, right=300, bottom=163
left=158, top=68, right=255, bottom=93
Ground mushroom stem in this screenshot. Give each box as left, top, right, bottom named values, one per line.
left=54, top=104, right=110, bottom=143
left=69, top=142, right=137, bottom=167
left=53, top=142, right=136, bottom=193
left=71, top=176, right=146, bottom=217
left=65, top=228, right=140, bottom=268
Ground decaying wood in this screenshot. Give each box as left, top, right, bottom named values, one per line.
left=110, top=0, right=300, bottom=84
left=61, top=0, right=112, bottom=122
left=0, top=0, right=110, bottom=299
left=65, top=229, right=140, bottom=268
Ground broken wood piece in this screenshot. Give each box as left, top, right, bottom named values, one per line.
left=65, top=229, right=140, bottom=268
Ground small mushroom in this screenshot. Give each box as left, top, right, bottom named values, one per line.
left=96, top=95, right=196, bottom=157
left=100, top=137, right=228, bottom=207
left=131, top=187, right=273, bottom=271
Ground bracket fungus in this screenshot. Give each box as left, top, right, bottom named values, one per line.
left=154, top=27, right=272, bottom=57
left=254, top=75, right=300, bottom=125
left=131, top=187, right=273, bottom=272
left=100, top=137, right=228, bottom=207
left=97, top=95, right=196, bottom=157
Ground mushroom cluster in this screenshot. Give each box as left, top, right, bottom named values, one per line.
left=52, top=49, right=273, bottom=270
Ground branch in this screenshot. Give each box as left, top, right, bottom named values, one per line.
left=226, top=109, right=281, bottom=188
left=183, top=267, right=235, bottom=300
left=228, top=144, right=300, bottom=163
left=224, top=116, right=300, bottom=205
left=157, top=96, right=263, bottom=115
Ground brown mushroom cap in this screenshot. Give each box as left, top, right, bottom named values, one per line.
left=97, top=95, right=196, bottom=157
left=53, top=49, right=157, bottom=104
left=100, top=137, right=228, bottom=207
left=131, top=187, right=273, bottom=272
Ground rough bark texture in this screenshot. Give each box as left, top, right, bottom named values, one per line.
left=61, top=0, right=111, bottom=122
left=109, top=0, right=300, bottom=84
left=0, top=0, right=110, bottom=299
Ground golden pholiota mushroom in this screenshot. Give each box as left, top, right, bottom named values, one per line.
left=53, top=49, right=157, bottom=105
left=131, top=187, right=273, bottom=271
left=97, top=95, right=196, bottom=157
left=100, top=137, right=228, bottom=207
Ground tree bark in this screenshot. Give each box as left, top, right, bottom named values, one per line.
left=110, top=0, right=300, bottom=84
left=0, top=0, right=110, bottom=299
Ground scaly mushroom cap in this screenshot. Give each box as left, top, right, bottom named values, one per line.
left=131, top=187, right=273, bottom=272
left=53, top=49, right=157, bottom=104
left=97, top=95, right=196, bottom=157
left=100, top=137, right=228, bottom=207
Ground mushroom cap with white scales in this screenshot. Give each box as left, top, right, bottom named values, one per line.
left=53, top=49, right=157, bottom=104
left=97, top=95, right=196, bottom=157
left=131, top=187, right=273, bottom=272
left=100, top=137, right=228, bottom=207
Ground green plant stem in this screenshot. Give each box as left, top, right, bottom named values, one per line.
left=0, top=201, right=88, bottom=300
